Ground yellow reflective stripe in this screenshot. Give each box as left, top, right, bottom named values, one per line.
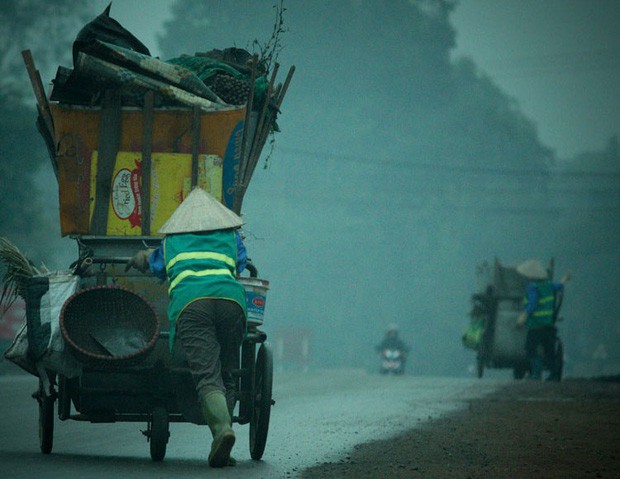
left=168, top=268, right=233, bottom=293
left=533, top=295, right=554, bottom=317
left=525, top=295, right=554, bottom=304
left=166, top=251, right=236, bottom=270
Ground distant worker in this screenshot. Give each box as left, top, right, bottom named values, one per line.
left=515, top=259, right=570, bottom=381
left=375, top=324, right=409, bottom=374
left=126, top=188, right=247, bottom=467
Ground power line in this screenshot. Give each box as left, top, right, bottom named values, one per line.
left=278, top=146, right=620, bottom=179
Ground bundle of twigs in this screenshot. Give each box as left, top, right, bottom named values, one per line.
left=0, top=237, right=41, bottom=309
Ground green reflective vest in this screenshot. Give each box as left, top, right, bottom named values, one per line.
left=524, top=280, right=555, bottom=329
left=164, top=230, right=247, bottom=349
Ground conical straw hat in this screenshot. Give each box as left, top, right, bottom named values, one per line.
left=516, top=259, right=548, bottom=280
left=158, top=188, right=243, bottom=234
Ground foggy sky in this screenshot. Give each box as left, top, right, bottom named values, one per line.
left=452, top=0, right=620, bottom=159
left=101, top=0, right=620, bottom=160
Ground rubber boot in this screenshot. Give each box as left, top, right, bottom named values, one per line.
left=200, top=390, right=236, bottom=467
left=225, top=391, right=238, bottom=466
left=225, top=388, right=237, bottom=418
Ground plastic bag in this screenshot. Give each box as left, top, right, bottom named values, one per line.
left=6, top=271, right=82, bottom=378
left=4, top=321, right=37, bottom=375
left=72, top=3, right=150, bottom=66
left=462, top=318, right=484, bottom=350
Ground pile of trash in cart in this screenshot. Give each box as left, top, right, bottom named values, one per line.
left=54, top=4, right=273, bottom=112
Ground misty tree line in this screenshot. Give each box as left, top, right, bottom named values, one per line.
left=0, top=0, right=91, bottom=260
left=159, top=0, right=618, bottom=374
left=1, top=0, right=617, bottom=374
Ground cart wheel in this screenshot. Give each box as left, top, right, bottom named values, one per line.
left=239, top=342, right=256, bottom=421
left=149, top=406, right=169, bottom=462
left=57, top=375, right=72, bottom=420
left=550, top=340, right=564, bottom=382
left=249, top=342, right=273, bottom=460
left=476, top=357, right=484, bottom=378
left=38, top=388, right=55, bottom=454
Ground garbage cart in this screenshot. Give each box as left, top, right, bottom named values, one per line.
left=27, top=235, right=273, bottom=461
left=11, top=7, right=294, bottom=461
left=463, top=258, right=564, bottom=380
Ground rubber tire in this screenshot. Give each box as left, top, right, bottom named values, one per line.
left=239, top=342, right=256, bottom=422
left=476, top=357, right=484, bottom=378
left=39, top=391, right=55, bottom=454
left=552, top=341, right=564, bottom=381
left=57, top=375, right=72, bottom=420
left=149, top=406, right=169, bottom=462
left=513, top=366, right=527, bottom=380
left=249, top=342, right=273, bottom=460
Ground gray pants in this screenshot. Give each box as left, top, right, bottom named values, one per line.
left=175, top=299, right=245, bottom=405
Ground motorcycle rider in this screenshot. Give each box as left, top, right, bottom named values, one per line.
left=375, top=324, right=410, bottom=373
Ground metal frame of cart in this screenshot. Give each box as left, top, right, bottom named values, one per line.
left=34, top=236, right=274, bottom=462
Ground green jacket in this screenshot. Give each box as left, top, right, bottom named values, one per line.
left=523, top=280, right=557, bottom=330
left=163, top=229, right=247, bottom=349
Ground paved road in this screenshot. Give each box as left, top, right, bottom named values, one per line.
left=0, top=369, right=504, bottom=478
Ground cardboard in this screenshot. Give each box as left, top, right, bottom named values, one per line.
left=52, top=104, right=245, bottom=236
left=88, top=151, right=223, bottom=236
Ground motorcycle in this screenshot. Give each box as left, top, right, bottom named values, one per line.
left=380, top=348, right=405, bottom=375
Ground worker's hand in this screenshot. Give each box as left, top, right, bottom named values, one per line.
left=561, top=272, right=571, bottom=284
left=125, top=249, right=152, bottom=273
left=516, top=312, right=527, bottom=328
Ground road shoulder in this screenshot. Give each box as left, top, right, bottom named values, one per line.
left=301, top=378, right=620, bottom=479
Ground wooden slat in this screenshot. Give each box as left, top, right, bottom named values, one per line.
left=141, top=91, right=154, bottom=235
left=243, top=65, right=295, bottom=190
left=22, top=50, right=58, bottom=178
left=21, top=50, right=54, bottom=135
left=234, top=56, right=258, bottom=213
left=276, top=65, right=295, bottom=110
left=36, top=106, right=58, bottom=180
left=245, top=62, right=279, bottom=184
left=91, top=90, right=122, bottom=235
left=239, top=56, right=258, bottom=163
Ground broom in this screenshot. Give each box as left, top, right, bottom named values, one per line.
left=0, top=237, right=41, bottom=311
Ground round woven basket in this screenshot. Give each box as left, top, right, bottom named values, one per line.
left=60, top=285, right=159, bottom=368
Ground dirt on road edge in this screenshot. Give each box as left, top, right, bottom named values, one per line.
left=300, top=378, right=620, bottom=479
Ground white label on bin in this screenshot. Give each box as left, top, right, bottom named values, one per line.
left=111, top=166, right=141, bottom=227
left=246, top=291, right=266, bottom=321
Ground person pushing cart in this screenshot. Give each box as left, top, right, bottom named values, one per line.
left=126, top=187, right=247, bottom=467
left=515, top=259, right=570, bottom=382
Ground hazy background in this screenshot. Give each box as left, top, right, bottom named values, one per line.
left=1, top=0, right=618, bottom=377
